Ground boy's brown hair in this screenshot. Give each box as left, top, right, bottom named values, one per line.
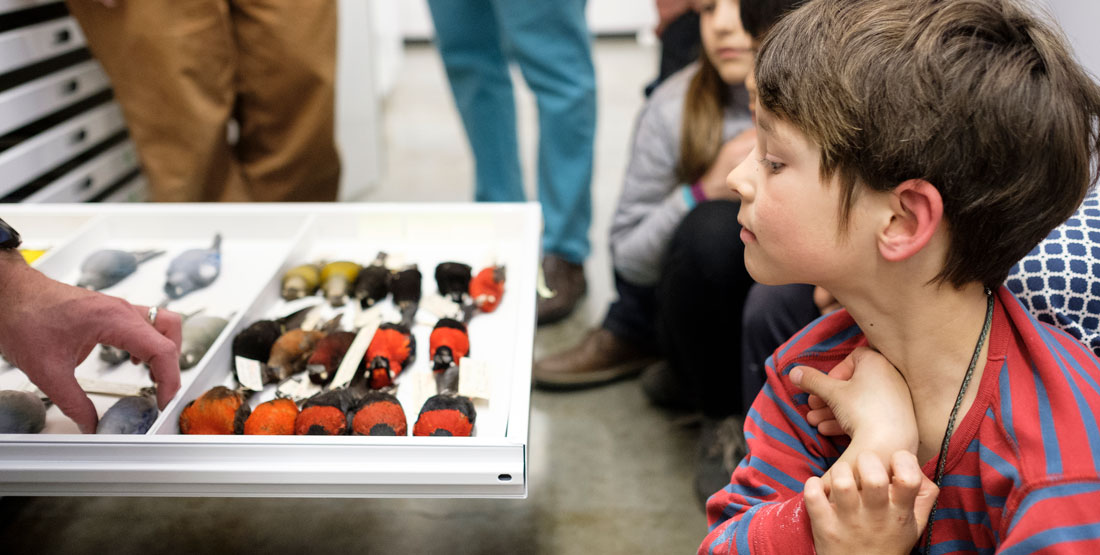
left=755, top=0, right=1100, bottom=288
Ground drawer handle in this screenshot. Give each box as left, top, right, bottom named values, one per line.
left=54, top=28, right=72, bottom=45
left=78, top=176, right=93, bottom=190
left=71, top=128, right=87, bottom=144
left=62, top=80, right=79, bottom=95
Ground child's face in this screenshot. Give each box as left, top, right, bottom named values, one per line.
left=729, top=108, right=877, bottom=287
left=698, top=0, right=753, bottom=84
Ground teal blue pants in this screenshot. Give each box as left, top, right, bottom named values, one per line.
left=426, top=0, right=596, bottom=264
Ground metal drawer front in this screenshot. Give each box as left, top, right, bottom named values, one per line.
left=0, top=59, right=109, bottom=135
left=95, top=172, right=145, bottom=202
left=0, top=16, right=85, bottom=74
left=0, top=101, right=125, bottom=197
left=23, top=139, right=138, bottom=202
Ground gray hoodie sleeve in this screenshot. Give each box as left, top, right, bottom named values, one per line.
left=608, top=70, right=694, bottom=287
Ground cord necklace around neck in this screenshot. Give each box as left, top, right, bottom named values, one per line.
left=921, top=287, right=994, bottom=555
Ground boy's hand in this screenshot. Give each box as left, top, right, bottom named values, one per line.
left=804, top=451, right=938, bottom=555
left=790, top=347, right=918, bottom=461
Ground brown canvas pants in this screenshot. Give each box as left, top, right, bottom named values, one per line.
left=66, top=0, right=340, bottom=202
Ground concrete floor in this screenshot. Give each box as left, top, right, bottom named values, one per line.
left=0, top=39, right=711, bottom=554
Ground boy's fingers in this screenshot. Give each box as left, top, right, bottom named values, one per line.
left=808, top=394, right=827, bottom=410
left=817, top=420, right=844, bottom=436
left=828, top=461, right=860, bottom=513
left=803, top=476, right=837, bottom=527
left=889, top=450, right=924, bottom=508
left=857, top=451, right=889, bottom=509
left=789, top=365, right=839, bottom=402
left=913, top=475, right=940, bottom=532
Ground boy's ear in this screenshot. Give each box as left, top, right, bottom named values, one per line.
left=878, top=179, right=943, bottom=262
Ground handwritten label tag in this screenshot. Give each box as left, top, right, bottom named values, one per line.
left=422, top=293, right=463, bottom=319
left=457, top=357, right=492, bottom=401
left=299, top=305, right=327, bottom=332
left=276, top=375, right=321, bottom=402
left=235, top=356, right=265, bottom=391
left=354, top=303, right=385, bottom=330
left=330, top=320, right=378, bottom=389
left=407, top=370, right=438, bottom=414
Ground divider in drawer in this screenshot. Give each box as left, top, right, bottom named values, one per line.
left=0, top=100, right=123, bottom=197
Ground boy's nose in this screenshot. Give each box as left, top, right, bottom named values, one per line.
left=729, top=148, right=756, bottom=200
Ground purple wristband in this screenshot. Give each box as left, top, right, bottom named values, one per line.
left=690, top=182, right=708, bottom=204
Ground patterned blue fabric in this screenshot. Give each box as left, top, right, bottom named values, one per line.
left=1006, top=187, right=1100, bottom=357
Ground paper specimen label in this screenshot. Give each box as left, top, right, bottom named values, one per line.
left=235, top=356, right=265, bottom=391
left=458, top=357, right=492, bottom=400
left=330, top=320, right=379, bottom=389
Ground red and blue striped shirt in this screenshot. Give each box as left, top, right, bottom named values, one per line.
left=702, top=287, right=1100, bottom=554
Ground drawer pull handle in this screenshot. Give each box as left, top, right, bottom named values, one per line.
left=79, top=176, right=93, bottom=190
left=54, top=28, right=72, bottom=44
left=62, top=80, right=79, bottom=95
left=71, top=128, right=87, bottom=144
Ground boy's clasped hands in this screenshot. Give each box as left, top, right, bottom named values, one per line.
left=789, top=348, right=939, bottom=555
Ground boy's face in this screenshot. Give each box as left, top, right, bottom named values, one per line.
left=729, top=108, right=876, bottom=287
left=698, top=0, right=753, bottom=84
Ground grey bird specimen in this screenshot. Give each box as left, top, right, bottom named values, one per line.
left=96, top=391, right=158, bottom=434
left=165, top=233, right=222, bottom=300
left=0, top=390, right=47, bottom=433
left=179, top=314, right=230, bottom=369
left=76, top=249, right=164, bottom=290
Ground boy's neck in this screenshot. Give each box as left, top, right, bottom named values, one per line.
left=837, top=281, right=993, bottom=462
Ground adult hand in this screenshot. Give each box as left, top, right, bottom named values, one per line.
left=804, top=450, right=938, bottom=555
left=0, top=252, right=181, bottom=433
left=790, top=347, right=919, bottom=460
left=701, top=127, right=757, bottom=200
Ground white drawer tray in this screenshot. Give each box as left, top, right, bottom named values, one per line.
left=0, top=203, right=538, bottom=498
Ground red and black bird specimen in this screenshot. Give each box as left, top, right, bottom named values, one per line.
left=350, top=391, right=407, bottom=436
left=179, top=386, right=250, bottom=435
left=360, top=323, right=416, bottom=390
left=429, top=318, right=469, bottom=394
left=413, top=394, right=476, bottom=437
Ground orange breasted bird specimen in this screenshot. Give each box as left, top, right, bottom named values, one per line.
left=353, top=252, right=391, bottom=308
left=179, top=386, right=250, bottom=435
left=390, top=265, right=422, bottom=328
left=469, top=266, right=506, bottom=313
left=294, top=388, right=357, bottom=435
left=435, top=262, right=472, bottom=303
left=413, top=394, right=476, bottom=437
left=350, top=391, right=407, bottom=436
left=320, top=261, right=361, bottom=307
left=244, top=398, right=299, bottom=435
left=362, top=323, right=416, bottom=390
left=280, top=263, right=321, bottom=301
left=267, top=329, right=325, bottom=383
left=306, top=331, right=357, bottom=386
left=430, top=318, right=469, bottom=394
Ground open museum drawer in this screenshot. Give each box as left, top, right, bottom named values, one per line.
left=0, top=203, right=539, bottom=498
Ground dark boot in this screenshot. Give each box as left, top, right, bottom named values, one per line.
left=533, top=328, right=658, bottom=389
left=536, top=255, right=587, bottom=325
left=694, top=415, right=747, bottom=507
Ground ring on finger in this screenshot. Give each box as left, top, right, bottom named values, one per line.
left=147, top=306, right=158, bottom=326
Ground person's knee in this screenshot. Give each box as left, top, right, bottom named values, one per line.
left=668, top=201, right=745, bottom=278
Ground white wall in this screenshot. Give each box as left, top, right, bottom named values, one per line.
left=1042, top=0, right=1100, bottom=82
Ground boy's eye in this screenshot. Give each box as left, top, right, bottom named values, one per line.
left=758, top=158, right=785, bottom=173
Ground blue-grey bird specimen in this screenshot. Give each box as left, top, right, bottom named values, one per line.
left=96, top=390, right=158, bottom=434
left=76, top=249, right=163, bottom=290
left=165, top=233, right=222, bottom=300
left=99, top=344, right=131, bottom=365
left=0, top=390, right=47, bottom=433
left=179, top=314, right=230, bottom=369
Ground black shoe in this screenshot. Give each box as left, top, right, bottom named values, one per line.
left=640, top=360, right=694, bottom=411
left=694, top=415, right=747, bottom=508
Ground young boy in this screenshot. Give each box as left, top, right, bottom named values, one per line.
left=702, top=0, right=1100, bottom=553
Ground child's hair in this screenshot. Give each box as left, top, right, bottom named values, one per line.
left=740, top=0, right=808, bottom=39
left=678, top=42, right=732, bottom=184
left=755, top=0, right=1100, bottom=288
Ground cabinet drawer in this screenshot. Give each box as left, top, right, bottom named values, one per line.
left=23, top=138, right=137, bottom=202
left=0, top=15, right=84, bottom=74
left=0, top=101, right=125, bottom=197
left=0, top=0, right=60, bottom=16
left=95, top=171, right=145, bottom=202
left=0, top=59, right=109, bottom=135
